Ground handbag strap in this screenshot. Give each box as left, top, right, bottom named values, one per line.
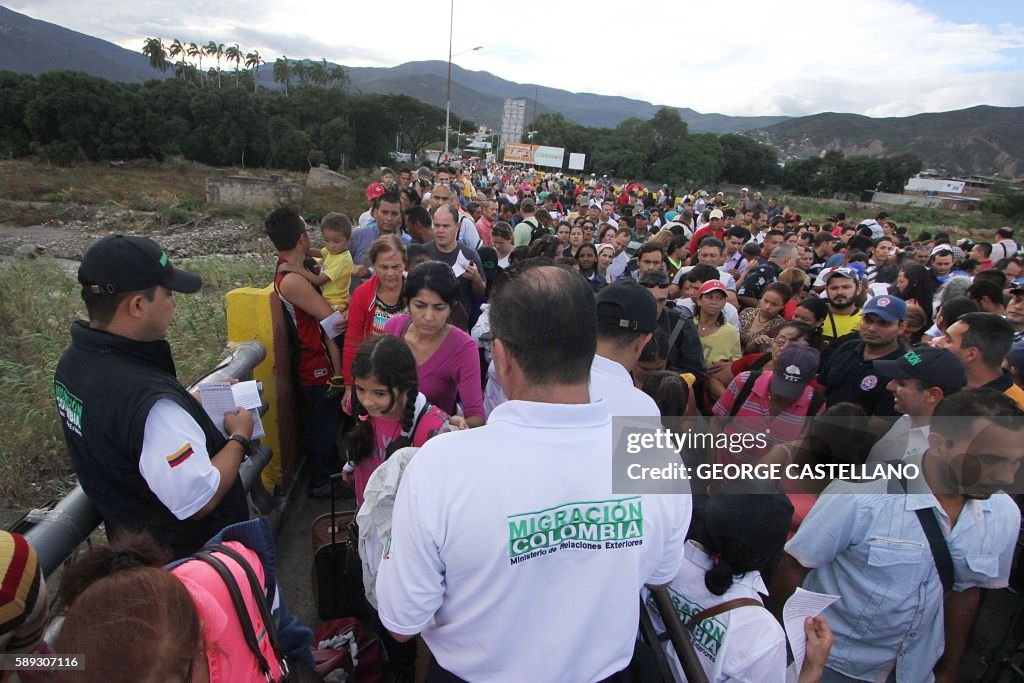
left=914, top=507, right=955, bottom=594
left=192, top=551, right=276, bottom=680
left=889, top=467, right=956, bottom=594
left=207, top=543, right=290, bottom=674
left=685, top=597, right=762, bottom=633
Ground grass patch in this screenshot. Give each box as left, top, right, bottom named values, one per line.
left=0, top=253, right=277, bottom=509
left=778, top=195, right=1006, bottom=238
left=0, top=159, right=376, bottom=229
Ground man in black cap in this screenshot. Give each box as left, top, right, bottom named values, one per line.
left=867, top=346, right=967, bottom=463
left=54, top=235, right=252, bottom=559
left=591, top=279, right=661, bottom=417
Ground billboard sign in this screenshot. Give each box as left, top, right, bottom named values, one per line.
left=533, top=146, right=565, bottom=168
left=568, top=153, right=586, bottom=170
left=504, top=142, right=533, bottom=164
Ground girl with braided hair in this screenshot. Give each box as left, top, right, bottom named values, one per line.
left=342, top=334, right=464, bottom=505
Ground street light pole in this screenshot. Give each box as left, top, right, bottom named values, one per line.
left=444, top=0, right=453, bottom=161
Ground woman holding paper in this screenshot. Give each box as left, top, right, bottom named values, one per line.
left=384, top=262, right=485, bottom=428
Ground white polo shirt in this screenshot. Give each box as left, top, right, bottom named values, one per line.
left=644, top=541, right=786, bottom=683
left=590, top=354, right=660, bottom=417
left=376, top=399, right=691, bottom=683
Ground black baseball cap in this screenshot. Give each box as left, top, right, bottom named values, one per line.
left=874, top=346, right=966, bottom=393
left=79, top=235, right=201, bottom=295
left=704, top=479, right=794, bottom=565
left=595, top=280, right=658, bottom=333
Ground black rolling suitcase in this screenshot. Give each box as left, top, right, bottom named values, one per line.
left=311, top=473, right=367, bottom=620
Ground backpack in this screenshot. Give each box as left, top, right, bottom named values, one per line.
left=728, top=370, right=824, bottom=418
left=522, top=217, right=548, bottom=244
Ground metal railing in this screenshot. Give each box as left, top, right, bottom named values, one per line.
left=13, top=341, right=271, bottom=578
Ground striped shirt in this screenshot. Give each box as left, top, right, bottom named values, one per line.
left=711, top=371, right=823, bottom=465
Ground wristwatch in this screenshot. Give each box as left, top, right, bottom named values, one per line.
left=227, top=433, right=252, bottom=460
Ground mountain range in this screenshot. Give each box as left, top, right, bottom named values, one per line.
left=1, top=4, right=1022, bottom=177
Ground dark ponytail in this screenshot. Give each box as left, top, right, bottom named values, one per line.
left=344, top=335, right=420, bottom=465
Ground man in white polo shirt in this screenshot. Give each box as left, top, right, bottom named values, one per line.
left=591, top=279, right=662, bottom=417
left=376, top=263, right=691, bottom=682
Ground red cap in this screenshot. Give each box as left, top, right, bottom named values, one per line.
left=366, top=182, right=387, bottom=201
left=698, top=279, right=728, bottom=297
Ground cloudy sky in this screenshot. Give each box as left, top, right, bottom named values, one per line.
left=10, top=0, right=1024, bottom=118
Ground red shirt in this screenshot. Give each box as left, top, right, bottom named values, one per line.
left=688, top=225, right=723, bottom=256
left=274, top=260, right=332, bottom=387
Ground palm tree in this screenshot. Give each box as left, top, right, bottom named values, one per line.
left=187, top=42, right=204, bottom=86
left=204, top=42, right=222, bottom=88
left=168, top=39, right=186, bottom=79
left=310, top=59, right=328, bottom=87
left=245, top=50, right=264, bottom=93
left=328, top=65, right=349, bottom=90
left=273, top=56, right=290, bottom=96
left=142, top=37, right=169, bottom=74
left=225, top=44, right=242, bottom=86
left=292, top=60, right=307, bottom=86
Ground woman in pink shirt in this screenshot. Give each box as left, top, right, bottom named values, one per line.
left=384, top=261, right=485, bottom=428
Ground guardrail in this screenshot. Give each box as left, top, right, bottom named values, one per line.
left=11, top=341, right=271, bottom=578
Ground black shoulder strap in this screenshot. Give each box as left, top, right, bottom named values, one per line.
left=915, top=507, right=955, bottom=594
left=667, top=317, right=687, bottom=351
left=729, top=371, right=762, bottom=417
left=203, top=545, right=290, bottom=674
left=805, top=389, right=824, bottom=418
left=889, top=464, right=955, bottom=594
left=192, top=551, right=276, bottom=679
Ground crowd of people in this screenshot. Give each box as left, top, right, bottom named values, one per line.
left=4, top=162, right=1024, bottom=682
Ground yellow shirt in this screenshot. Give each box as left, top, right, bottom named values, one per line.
left=320, top=248, right=353, bottom=312
left=822, top=308, right=862, bottom=340
left=700, top=324, right=742, bottom=366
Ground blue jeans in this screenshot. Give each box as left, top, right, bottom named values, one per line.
left=301, top=384, right=340, bottom=491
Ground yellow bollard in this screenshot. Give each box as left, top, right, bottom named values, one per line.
left=226, top=284, right=300, bottom=493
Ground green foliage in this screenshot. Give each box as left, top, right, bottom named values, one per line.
left=0, top=254, right=275, bottom=507
left=782, top=150, right=922, bottom=196
left=719, top=134, right=780, bottom=185
left=983, top=180, right=1024, bottom=221
left=0, top=69, right=451, bottom=171
left=532, top=106, right=776, bottom=184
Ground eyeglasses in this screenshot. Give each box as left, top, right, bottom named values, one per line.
left=640, top=277, right=671, bottom=288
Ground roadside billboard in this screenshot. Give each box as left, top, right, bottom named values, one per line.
left=568, top=153, right=586, bottom=170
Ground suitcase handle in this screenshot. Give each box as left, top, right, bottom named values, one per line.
left=329, top=472, right=344, bottom=545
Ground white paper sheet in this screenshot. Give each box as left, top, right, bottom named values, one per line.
left=199, top=380, right=265, bottom=440
left=319, top=310, right=345, bottom=337
left=452, top=250, right=471, bottom=278
left=784, top=587, right=840, bottom=678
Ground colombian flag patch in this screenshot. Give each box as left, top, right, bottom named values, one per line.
left=166, top=443, right=194, bottom=468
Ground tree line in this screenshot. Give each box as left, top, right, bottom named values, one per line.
left=0, top=70, right=469, bottom=170
left=141, top=37, right=348, bottom=94
left=527, top=110, right=922, bottom=192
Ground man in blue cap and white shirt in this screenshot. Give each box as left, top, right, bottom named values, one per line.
left=820, top=295, right=908, bottom=417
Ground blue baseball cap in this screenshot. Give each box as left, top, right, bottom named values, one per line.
left=863, top=294, right=907, bottom=322
left=1007, top=341, right=1024, bottom=375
